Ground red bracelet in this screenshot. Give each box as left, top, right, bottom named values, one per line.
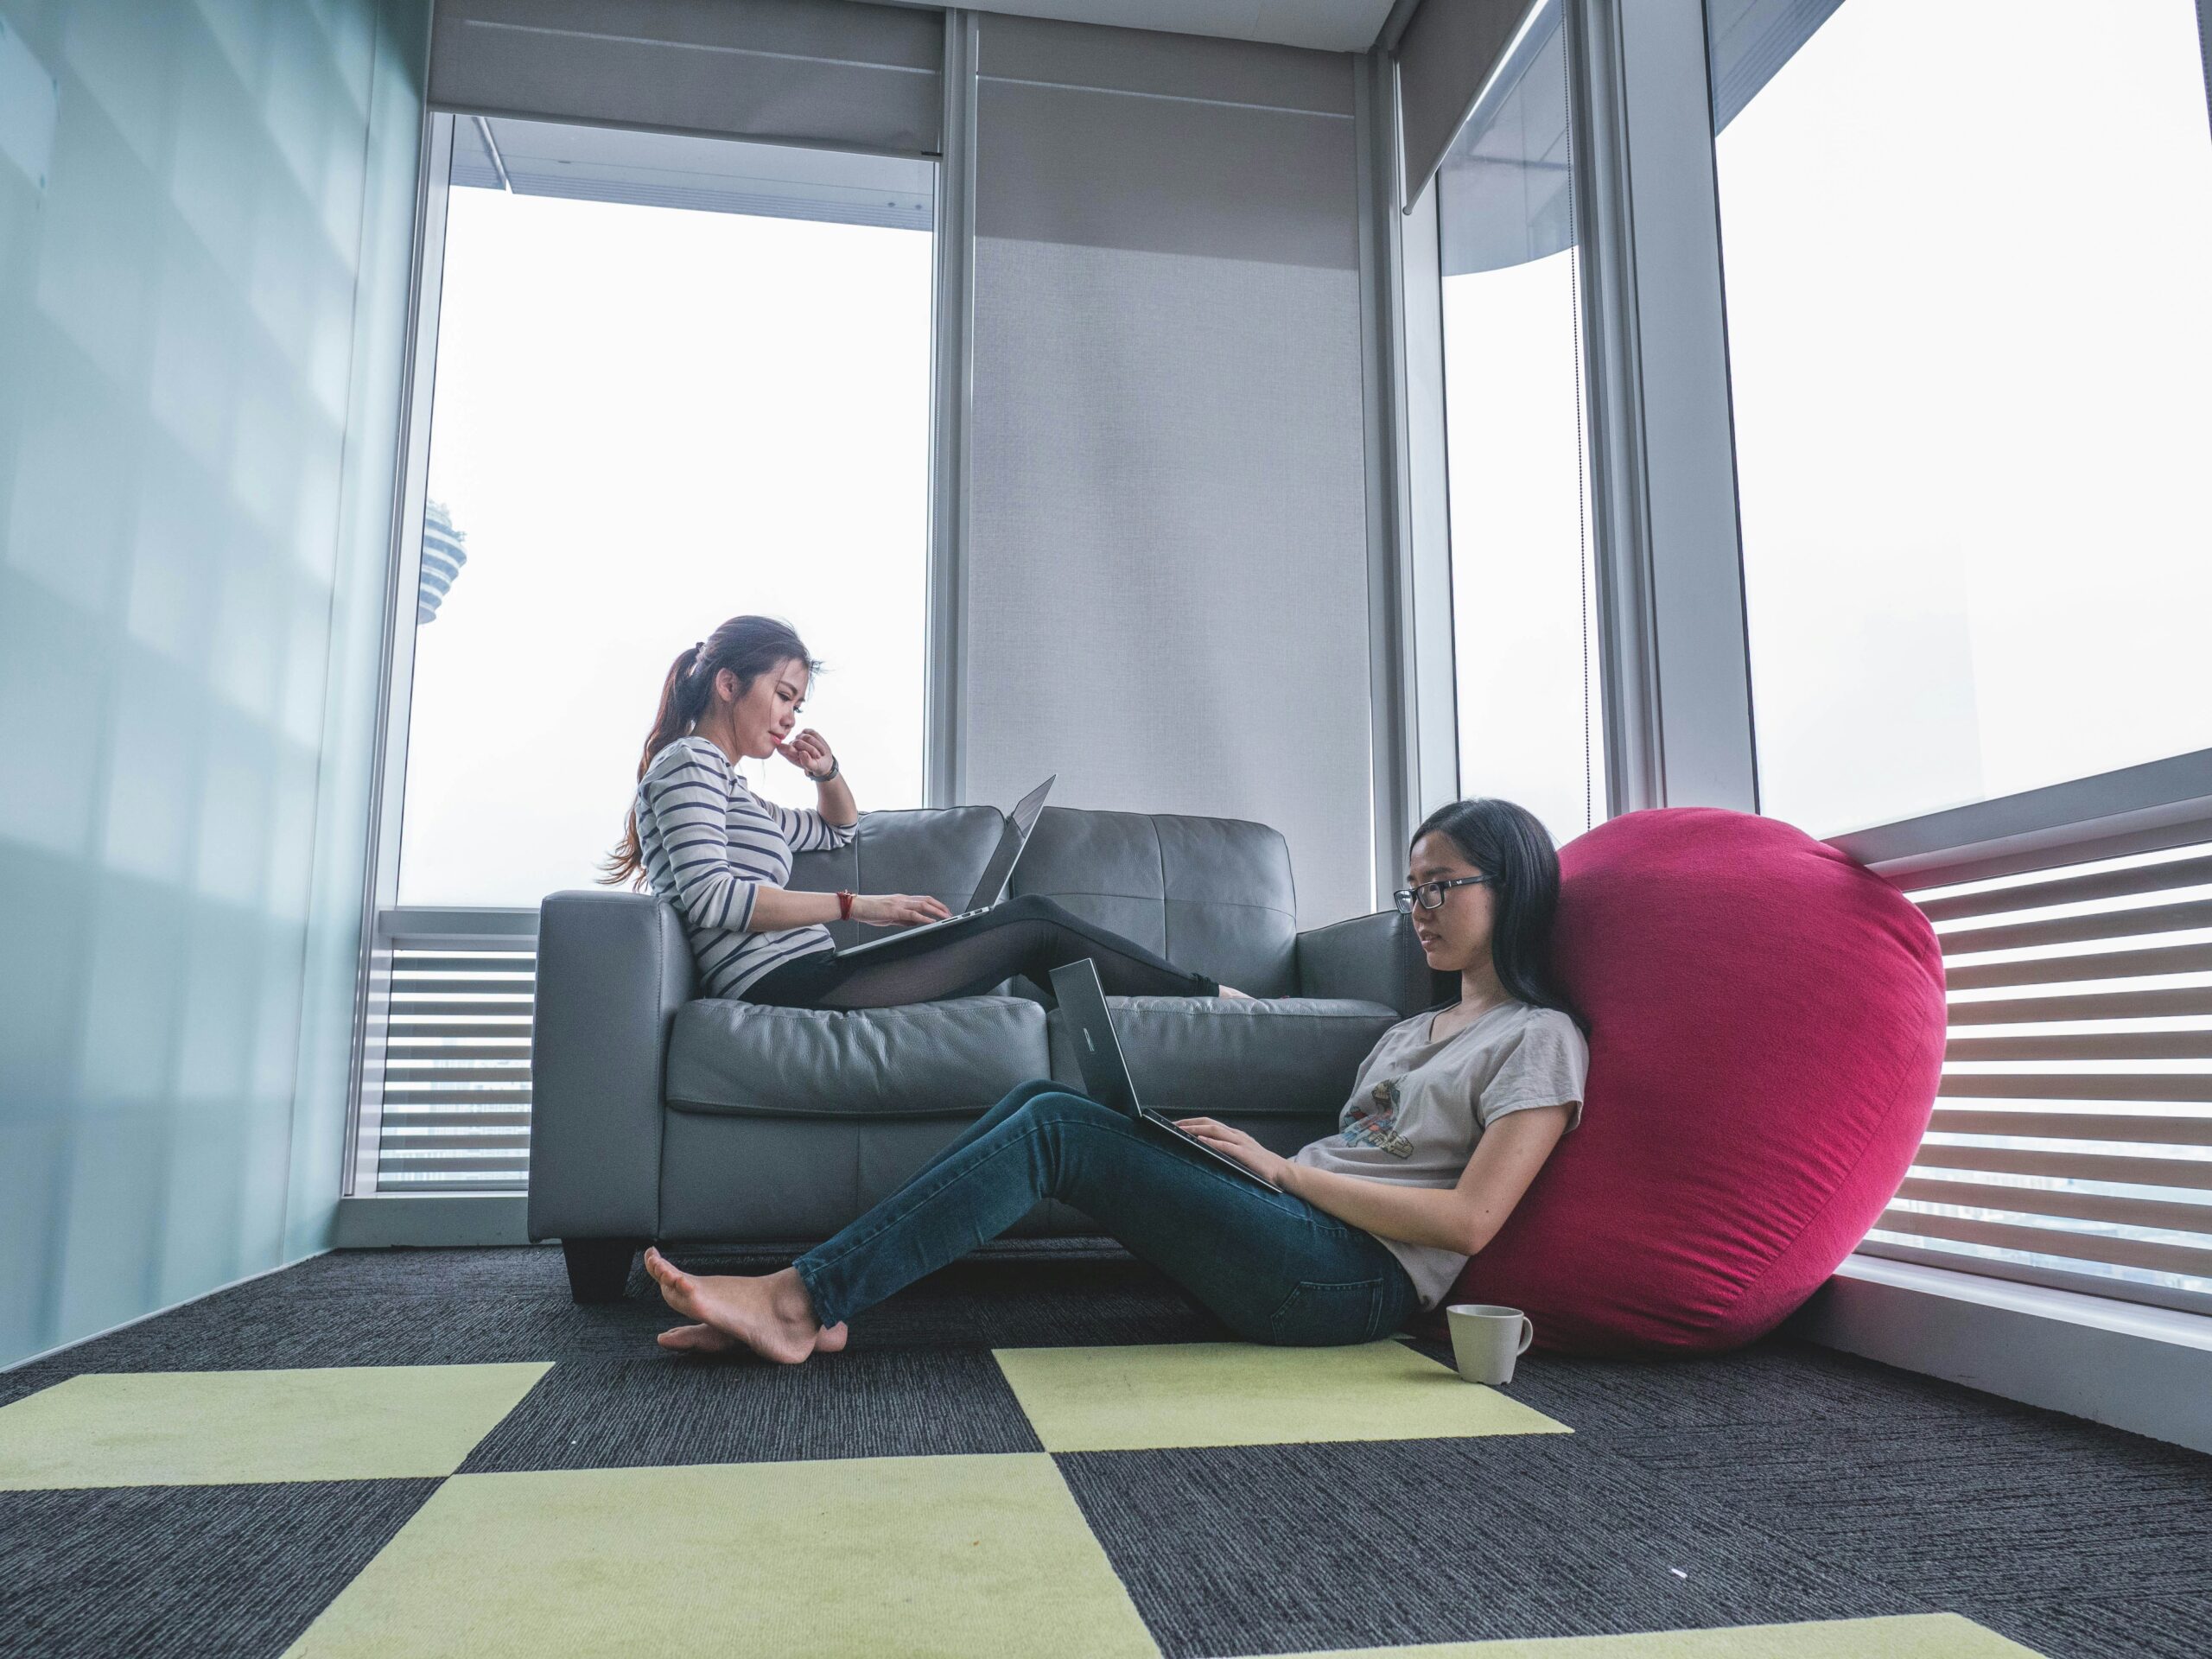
left=837, top=889, right=855, bottom=921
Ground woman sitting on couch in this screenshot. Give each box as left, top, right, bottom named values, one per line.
left=603, top=613, right=1244, bottom=1007
left=644, top=796, right=1590, bottom=1359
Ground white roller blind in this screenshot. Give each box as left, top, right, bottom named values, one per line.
left=429, top=0, right=945, bottom=156
left=1395, top=0, right=1544, bottom=210
left=1867, top=844, right=2212, bottom=1315
left=965, top=16, right=1376, bottom=926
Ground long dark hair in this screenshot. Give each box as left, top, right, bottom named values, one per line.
left=601, top=615, right=821, bottom=887
left=1413, top=798, right=1583, bottom=1028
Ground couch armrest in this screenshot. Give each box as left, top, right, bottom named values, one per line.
left=527, top=891, right=696, bottom=1243
left=1293, top=909, right=1446, bottom=1018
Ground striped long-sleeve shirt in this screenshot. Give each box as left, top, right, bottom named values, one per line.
left=634, top=735, right=856, bottom=1000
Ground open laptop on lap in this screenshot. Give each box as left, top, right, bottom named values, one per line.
left=836, top=776, right=1056, bottom=959
left=1048, top=958, right=1283, bottom=1192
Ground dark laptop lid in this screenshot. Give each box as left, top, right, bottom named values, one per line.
left=1047, top=958, right=1139, bottom=1116
left=963, top=775, right=1055, bottom=912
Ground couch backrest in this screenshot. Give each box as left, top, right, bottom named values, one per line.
left=791, top=804, right=1300, bottom=995
left=1009, top=808, right=1299, bottom=998
left=788, top=805, right=1007, bottom=950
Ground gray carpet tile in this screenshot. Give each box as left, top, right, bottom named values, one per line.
left=459, top=1350, right=1041, bottom=1472
left=0, top=1248, right=1226, bottom=1388
left=1403, top=1335, right=2069, bottom=1442
left=1603, top=1414, right=2212, bottom=1604
left=1968, top=1592, right=2212, bottom=1659
left=0, top=1479, right=439, bottom=1659
left=1054, top=1436, right=1928, bottom=1659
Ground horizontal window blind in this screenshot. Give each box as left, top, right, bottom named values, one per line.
left=364, top=912, right=537, bottom=1193
left=1866, top=842, right=2212, bottom=1315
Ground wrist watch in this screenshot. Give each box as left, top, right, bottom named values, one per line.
left=816, top=756, right=840, bottom=782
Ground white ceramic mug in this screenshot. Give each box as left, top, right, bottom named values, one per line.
left=1445, top=1303, right=1535, bottom=1385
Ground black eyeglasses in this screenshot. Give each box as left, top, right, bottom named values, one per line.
left=1393, top=874, right=1497, bottom=914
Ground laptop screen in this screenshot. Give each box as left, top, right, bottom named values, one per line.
left=1047, top=959, right=1140, bottom=1116
left=963, top=776, right=1054, bottom=912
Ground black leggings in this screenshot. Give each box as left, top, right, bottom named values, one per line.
left=742, top=893, right=1220, bottom=1010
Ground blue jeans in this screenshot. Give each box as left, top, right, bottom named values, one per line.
left=791, top=1080, right=1420, bottom=1345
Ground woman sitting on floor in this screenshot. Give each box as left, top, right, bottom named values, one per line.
left=602, top=613, right=1249, bottom=1007
left=644, top=797, right=1591, bottom=1360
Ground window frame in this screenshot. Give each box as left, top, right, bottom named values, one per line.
left=345, top=79, right=966, bottom=1194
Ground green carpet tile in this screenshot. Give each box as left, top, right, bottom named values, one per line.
left=1, top=1245, right=2208, bottom=1659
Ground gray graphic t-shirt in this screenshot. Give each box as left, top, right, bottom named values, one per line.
left=1293, top=1000, right=1589, bottom=1310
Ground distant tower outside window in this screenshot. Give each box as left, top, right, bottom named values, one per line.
left=416, top=500, right=468, bottom=625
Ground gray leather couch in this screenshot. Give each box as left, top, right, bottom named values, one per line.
left=530, top=804, right=1440, bottom=1300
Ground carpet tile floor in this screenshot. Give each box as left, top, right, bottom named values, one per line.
left=0, top=1243, right=2206, bottom=1658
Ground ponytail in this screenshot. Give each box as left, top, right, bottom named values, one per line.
left=601, top=617, right=820, bottom=887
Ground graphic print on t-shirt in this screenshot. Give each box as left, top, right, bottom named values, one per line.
left=1338, top=1076, right=1415, bottom=1158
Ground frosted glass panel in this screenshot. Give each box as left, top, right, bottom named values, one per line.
left=0, top=0, right=428, bottom=1368
left=1713, top=0, right=2212, bottom=836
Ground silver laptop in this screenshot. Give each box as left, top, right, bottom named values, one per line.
left=836, top=776, right=1056, bottom=958
left=1048, top=958, right=1283, bottom=1192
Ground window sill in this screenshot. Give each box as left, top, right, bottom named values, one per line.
left=334, top=1194, right=531, bottom=1248
left=1789, top=1253, right=2212, bottom=1456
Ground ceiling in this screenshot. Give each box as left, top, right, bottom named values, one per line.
left=871, top=0, right=1402, bottom=54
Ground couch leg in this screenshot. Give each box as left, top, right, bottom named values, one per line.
left=562, top=1237, right=643, bottom=1304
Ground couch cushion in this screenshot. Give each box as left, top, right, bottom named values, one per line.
left=789, top=805, right=1008, bottom=951
left=1011, top=808, right=1299, bottom=997
left=1046, top=996, right=1399, bottom=1122
left=666, top=996, right=1051, bottom=1119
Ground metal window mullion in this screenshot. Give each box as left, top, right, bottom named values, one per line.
left=1400, top=176, right=1459, bottom=822
left=1564, top=0, right=1661, bottom=815
left=1563, top=0, right=1755, bottom=815
left=924, top=10, right=977, bottom=809
left=1356, top=48, right=1420, bottom=906
left=346, top=112, right=454, bottom=1198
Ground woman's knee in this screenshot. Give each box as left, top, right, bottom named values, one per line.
left=993, top=1077, right=1066, bottom=1113
left=1012, top=1088, right=1114, bottom=1128
left=999, top=893, right=1069, bottom=925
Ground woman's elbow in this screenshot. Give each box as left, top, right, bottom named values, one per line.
left=1452, top=1210, right=1503, bottom=1258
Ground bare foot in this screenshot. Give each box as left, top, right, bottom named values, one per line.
left=658, top=1321, right=735, bottom=1354
left=657, top=1319, right=849, bottom=1356
left=1219, top=985, right=1254, bottom=1000
left=641, top=1248, right=823, bottom=1365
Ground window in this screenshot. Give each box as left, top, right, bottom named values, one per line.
left=395, top=118, right=936, bottom=909
left=1710, top=0, right=2212, bottom=838
left=1434, top=1, right=1607, bottom=851
left=359, top=118, right=936, bottom=1193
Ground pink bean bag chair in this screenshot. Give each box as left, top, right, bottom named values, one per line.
left=1430, top=807, right=1946, bottom=1355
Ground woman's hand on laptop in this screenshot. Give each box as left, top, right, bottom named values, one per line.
left=1173, top=1118, right=1292, bottom=1185
left=851, top=893, right=953, bottom=927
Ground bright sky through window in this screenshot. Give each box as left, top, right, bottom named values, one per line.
left=397, top=182, right=933, bottom=909
left=1718, top=0, right=2212, bottom=837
